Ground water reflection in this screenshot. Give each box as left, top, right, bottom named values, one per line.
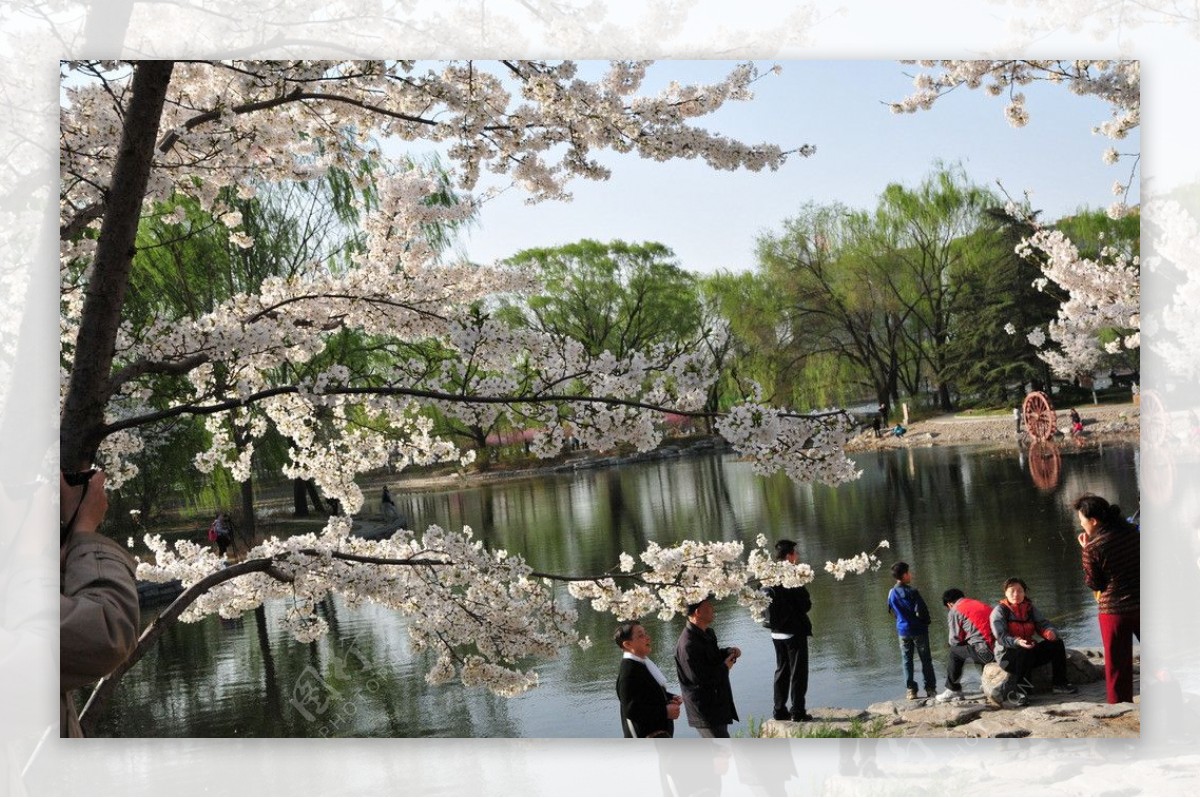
left=1029, top=441, right=1061, bottom=491
left=95, top=444, right=1138, bottom=738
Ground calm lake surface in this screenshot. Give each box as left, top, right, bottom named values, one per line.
left=95, top=443, right=1139, bottom=738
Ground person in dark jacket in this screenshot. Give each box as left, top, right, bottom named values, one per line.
left=1074, top=493, right=1140, bottom=703
left=935, top=588, right=994, bottom=702
left=675, top=596, right=741, bottom=737
left=614, top=621, right=681, bottom=737
left=764, top=539, right=813, bottom=721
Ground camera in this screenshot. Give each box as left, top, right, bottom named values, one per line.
left=63, top=468, right=97, bottom=486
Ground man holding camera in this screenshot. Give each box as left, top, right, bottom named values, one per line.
left=60, top=468, right=139, bottom=737
left=674, top=596, right=741, bottom=738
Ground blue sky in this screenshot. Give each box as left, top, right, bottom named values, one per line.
left=437, top=60, right=1140, bottom=274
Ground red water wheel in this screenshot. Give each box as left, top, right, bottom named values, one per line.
left=1022, top=391, right=1058, bottom=441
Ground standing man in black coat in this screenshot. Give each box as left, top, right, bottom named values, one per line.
left=614, top=621, right=682, bottom=737
left=765, top=539, right=814, bottom=721
left=675, top=596, right=741, bottom=737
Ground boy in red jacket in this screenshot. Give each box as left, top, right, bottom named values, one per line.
left=935, top=588, right=995, bottom=702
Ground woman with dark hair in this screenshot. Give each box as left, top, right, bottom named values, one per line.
left=1074, top=493, right=1140, bottom=703
left=989, top=577, right=1076, bottom=705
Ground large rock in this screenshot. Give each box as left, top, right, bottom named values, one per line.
left=982, top=647, right=1103, bottom=702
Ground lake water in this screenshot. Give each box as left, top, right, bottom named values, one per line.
left=92, top=443, right=1139, bottom=738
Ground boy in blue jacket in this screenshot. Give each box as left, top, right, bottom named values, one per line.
left=887, top=561, right=936, bottom=700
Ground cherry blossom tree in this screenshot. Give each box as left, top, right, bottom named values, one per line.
left=893, top=60, right=1142, bottom=380
left=63, top=60, right=874, bottom=720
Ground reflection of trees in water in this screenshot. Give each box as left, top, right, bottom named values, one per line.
left=1057, top=450, right=1124, bottom=506
left=602, top=469, right=644, bottom=557
left=255, top=604, right=283, bottom=733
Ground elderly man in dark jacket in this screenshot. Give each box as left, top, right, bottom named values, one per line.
left=675, top=596, right=741, bottom=737
left=614, top=621, right=681, bottom=737
left=764, top=539, right=813, bottom=721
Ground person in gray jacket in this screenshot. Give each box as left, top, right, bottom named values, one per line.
left=60, top=469, right=139, bottom=737
left=989, top=577, right=1075, bottom=705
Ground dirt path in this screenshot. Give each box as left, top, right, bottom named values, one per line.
left=847, top=401, right=1140, bottom=451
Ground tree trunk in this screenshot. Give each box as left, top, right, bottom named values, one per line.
left=937, top=381, right=953, bottom=412
left=305, top=479, right=325, bottom=514
left=293, top=477, right=309, bottom=517
left=60, top=61, right=174, bottom=470
left=82, top=0, right=136, bottom=56
left=293, top=477, right=327, bottom=517
left=240, top=476, right=256, bottom=550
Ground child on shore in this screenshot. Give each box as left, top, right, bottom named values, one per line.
left=887, top=561, right=936, bottom=700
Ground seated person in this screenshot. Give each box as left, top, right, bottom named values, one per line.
left=989, top=577, right=1076, bottom=705
left=892, top=424, right=907, bottom=438
left=936, top=588, right=994, bottom=702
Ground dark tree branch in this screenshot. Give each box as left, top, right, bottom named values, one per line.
left=101, top=381, right=851, bottom=437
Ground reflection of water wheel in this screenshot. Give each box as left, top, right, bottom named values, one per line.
left=1022, top=391, right=1057, bottom=441
left=1028, top=441, right=1061, bottom=491
left=1140, top=446, right=1174, bottom=505
left=1140, top=389, right=1168, bottom=448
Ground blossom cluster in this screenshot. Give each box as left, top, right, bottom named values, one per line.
left=824, top=540, right=890, bottom=581
left=1139, top=197, right=1200, bottom=383
left=715, top=400, right=861, bottom=486
left=58, top=63, right=832, bottom=505
left=137, top=522, right=579, bottom=697
left=567, top=535, right=887, bottom=628
left=892, top=60, right=1139, bottom=217
left=1016, top=227, right=1140, bottom=378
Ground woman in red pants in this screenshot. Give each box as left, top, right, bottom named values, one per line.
left=1074, top=494, right=1140, bottom=704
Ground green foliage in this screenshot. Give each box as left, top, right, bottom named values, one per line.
left=862, top=163, right=1000, bottom=409
left=943, top=206, right=1058, bottom=403
left=1056, top=206, right=1140, bottom=259
left=502, top=239, right=703, bottom=360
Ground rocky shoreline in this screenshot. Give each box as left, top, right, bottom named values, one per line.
left=761, top=647, right=1139, bottom=739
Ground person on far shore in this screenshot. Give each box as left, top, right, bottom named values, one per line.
left=990, top=577, right=1077, bottom=705
left=892, top=423, right=907, bottom=438
left=381, top=485, right=399, bottom=521
left=211, top=511, right=234, bottom=557
left=1069, top=408, right=1084, bottom=435
left=614, top=621, right=682, bottom=737
left=936, top=588, right=994, bottom=702
left=1074, top=494, right=1140, bottom=704
left=675, top=596, right=741, bottom=738
left=763, top=539, right=813, bottom=722
left=886, top=561, right=936, bottom=700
